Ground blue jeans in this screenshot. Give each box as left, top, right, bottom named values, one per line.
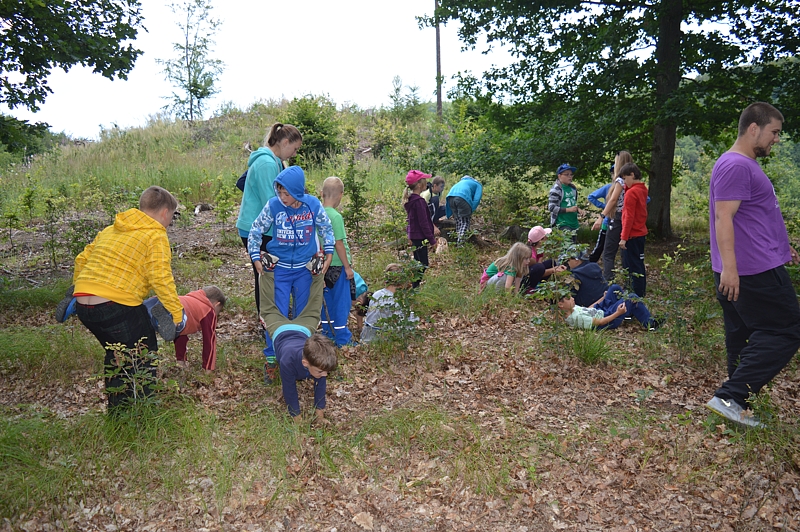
left=595, top=284, right=652, bottom=330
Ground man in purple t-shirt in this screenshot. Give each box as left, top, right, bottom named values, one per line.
left=706, top=102, right=800, bottom=428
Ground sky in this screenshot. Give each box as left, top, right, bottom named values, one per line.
left=8, top=0, right=511, bottom=140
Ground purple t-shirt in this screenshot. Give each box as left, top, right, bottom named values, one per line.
left=709, top=151, right=790, bottom=275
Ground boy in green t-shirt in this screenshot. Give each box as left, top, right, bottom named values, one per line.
left=320, top=177, right=356, bottom=346
left=548, top=163, right=583, bottom=242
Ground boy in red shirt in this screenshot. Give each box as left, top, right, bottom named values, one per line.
left=146, top=286, right=226, bottom=372
left=618, top=162, right=648, bottom=297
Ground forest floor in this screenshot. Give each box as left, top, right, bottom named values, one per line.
left=1, top=211, right=799, bottom=532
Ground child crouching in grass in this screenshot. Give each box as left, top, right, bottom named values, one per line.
left=479, top=242, right=531, bottom=293
left=361, top=263, right=419, bottom=344
left=556, top=284, right=662, bottom=331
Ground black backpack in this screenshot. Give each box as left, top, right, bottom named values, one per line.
left=236, top=169, right=247, bottom=192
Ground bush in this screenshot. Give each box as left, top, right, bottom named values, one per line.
left=285, top=95, right=341, bottom=163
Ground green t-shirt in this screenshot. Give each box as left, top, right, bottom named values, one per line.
left=566, top=306, right=604, bottom=330
left=486, top=262, right=516, bottom=277
left=325, top=206, right=351, bottom=267
left=557, top=184, right=579, bottom=230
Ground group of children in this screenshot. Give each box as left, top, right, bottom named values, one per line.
left=548, top=157, right=650, bottom=298
left=57, top=134, right=653, bottom=422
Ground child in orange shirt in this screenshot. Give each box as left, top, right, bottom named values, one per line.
left=146, top=286, right=226, bottom=371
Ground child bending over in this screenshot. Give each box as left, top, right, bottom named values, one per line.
left=146, top=286, right=226, bottom=372
left=260, top=266, right=337, bottom=424
left=479, top=242, right=531, bottom=292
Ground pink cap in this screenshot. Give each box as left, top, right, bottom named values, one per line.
left=406, top=170, right=431, bottom=186
left=528, top=225, right=552, bottom=244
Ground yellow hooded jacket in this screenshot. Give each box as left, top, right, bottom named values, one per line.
left=73, top=208, right=183, bottom=322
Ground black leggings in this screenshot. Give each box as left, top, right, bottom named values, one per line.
left=242, top=235, right=271, bottom=314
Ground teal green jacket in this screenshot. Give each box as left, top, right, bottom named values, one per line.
left=236, top=147, right=282, bottom=237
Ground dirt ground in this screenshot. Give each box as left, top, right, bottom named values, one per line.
left=1, top=211, right=799, bottom=532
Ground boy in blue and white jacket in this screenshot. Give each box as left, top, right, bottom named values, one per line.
left=248, top=166, right=335, bottom=384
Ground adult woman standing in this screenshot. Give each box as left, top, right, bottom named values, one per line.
left=600, top=150, right=633, bottom=282
left=236, top=123, right=302, bottom=314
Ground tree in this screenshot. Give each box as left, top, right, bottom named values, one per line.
left=429, top=1, right=800, bottom=236
left=0, top=0, right=144, bottom=111
left=158, top=0, right=224, bottom=122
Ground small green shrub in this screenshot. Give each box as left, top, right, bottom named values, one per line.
left=570, top=328, right=613, bottom=365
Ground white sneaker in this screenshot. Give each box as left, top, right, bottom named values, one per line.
left=705, top=396, right=764, bottom=428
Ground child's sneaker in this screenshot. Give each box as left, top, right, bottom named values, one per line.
left=151, top=301, right=177, bottom=342
left=260, top=252, right=280, bottom=271
left=264, top=360, right=278, bottom=385
left=56, top=296, right=77, bottom=323
left=306, top=252, right=325, bottom=275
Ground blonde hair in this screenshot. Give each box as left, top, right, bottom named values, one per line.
left=322, top=176, right=344, bottom=199
left=139, top=186, right=177, bottom=213
left=303, top=333, right=337, bottom=371
left=494, top=243, right=531, bottom=276
left=614, top=151, right=633, bottom=178
left=264, top=123, right=302, bottom=148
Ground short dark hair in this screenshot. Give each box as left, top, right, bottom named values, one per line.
left=617, top=162, right=641, bottom=181
left=432, top=176, right=445, bottom=187
left=139, top=186, right=177, bottom=213
left=738, top=102, right=784, bottom=137
left=303, top=333, right=337, bottom=371
left=202, top=285, right=226, bottom=307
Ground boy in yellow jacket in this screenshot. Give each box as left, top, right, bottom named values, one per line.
left=71, top=186, right=184, bottom=408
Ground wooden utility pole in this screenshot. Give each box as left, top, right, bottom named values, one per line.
left=435, top=0, right=442, bottom=118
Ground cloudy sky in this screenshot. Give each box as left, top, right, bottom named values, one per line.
left=8, top=0, right=510, bottom=139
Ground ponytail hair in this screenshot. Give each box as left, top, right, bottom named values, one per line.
left=264, top=123, right=302, bottom=148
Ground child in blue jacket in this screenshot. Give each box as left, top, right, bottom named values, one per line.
left=445, top=175, right=482, bottom=244
left=248, top=166, right=335, bottom=384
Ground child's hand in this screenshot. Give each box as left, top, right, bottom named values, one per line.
left=345, top=265, right=354, bottom=280
left=434, top=226, right=441, bottom=237
left=554, top=265, right=567, bottom=273
left=592, top=217, right=603, bottom=231
left=616, top=302, right=627, bottom=315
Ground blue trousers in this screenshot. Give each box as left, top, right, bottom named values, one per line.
left=622, top=235, right=646, bottom=297
left=260, top=267, right=314, bottom=359
left=596, top=284, right=652, bottom=330
left=321, top=271, right=353, bottom=346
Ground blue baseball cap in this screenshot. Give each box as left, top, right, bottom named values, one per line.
left=557, top=163, right=577, bottom=175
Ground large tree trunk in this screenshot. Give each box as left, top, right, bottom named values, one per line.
left=647, top=0, right=683, bottom=238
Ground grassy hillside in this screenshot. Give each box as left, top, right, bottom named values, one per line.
left=0, top=99, right=799, bottom=531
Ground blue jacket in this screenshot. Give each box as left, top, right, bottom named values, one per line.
left=236, top=147, right=282, bottom=237
left=445, top=176, right=482, bottom=217
left=248, top=166, right=335, bottom=268
left=588, top=183, right=611, bottom=225
left=273, top=330, right=326, bottom=416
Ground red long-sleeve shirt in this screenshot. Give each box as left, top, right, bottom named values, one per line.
left=621, top=182, right=648, bottom=241
left=174, top=290, right=217, bottom=370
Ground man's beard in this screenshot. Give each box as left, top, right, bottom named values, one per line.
left=753, top=144, right=772, bottom=158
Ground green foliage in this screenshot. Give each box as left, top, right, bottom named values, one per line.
left=0, top=0, right=144, bottom=111
left=214, top=175, right=238, bottom=229
left=428, top=0, right=800, bottom=236
left=387, top=76, right=426, bottom=124
left=569, top=329, right=613, bottom=365
left=339, top=127, right=371, bottom=243
left=285, top=95, right=341, bottom=162
left=158, top=0, right=224, bottom=122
